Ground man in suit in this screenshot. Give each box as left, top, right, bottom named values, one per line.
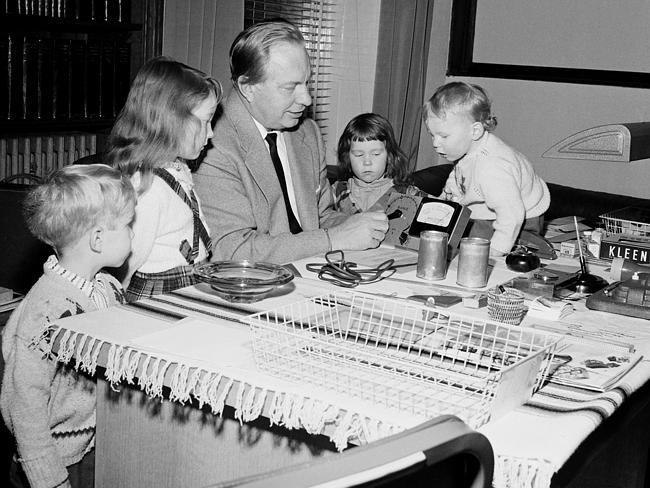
left=194, top=20, right=388, bottom=264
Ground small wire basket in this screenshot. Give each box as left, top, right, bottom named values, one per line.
left=246, top=292, right=559, bottom=430
left=487, top=287, right=526, bottom=325
left=600, top=207, right=650, bottom=240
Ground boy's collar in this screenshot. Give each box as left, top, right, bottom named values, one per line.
left=45, top=255, right=96, bottom=299
left=465, top=131, right=490, bottom=159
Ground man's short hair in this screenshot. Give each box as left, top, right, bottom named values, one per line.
left=230, top=19, right=306, bottom=88
left=24, top=164, right=136, bottom=253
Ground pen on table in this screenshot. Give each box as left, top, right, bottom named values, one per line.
left=601, top=281, right=620, bottom=296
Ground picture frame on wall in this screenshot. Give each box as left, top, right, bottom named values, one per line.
left=448, top=0, right=650, bottom=89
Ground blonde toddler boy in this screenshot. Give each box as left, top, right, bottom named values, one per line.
left=0, top=164, right=135, bottom=488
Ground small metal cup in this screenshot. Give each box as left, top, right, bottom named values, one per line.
left=417, top=231, right=448, bottom=280
left=456, top=237, right=490, bottom=288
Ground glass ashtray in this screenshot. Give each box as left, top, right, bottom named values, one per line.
left=193, top=261, right=295, bottom=303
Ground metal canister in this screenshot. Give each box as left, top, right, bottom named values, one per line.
left=416, top=231, right=448, bottom=280
left=456, top=237, right=490, bottom=288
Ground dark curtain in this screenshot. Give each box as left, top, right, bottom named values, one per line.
left=372, top=0, right=435, bottom=172
left=142, top=0, right=165, bottom=62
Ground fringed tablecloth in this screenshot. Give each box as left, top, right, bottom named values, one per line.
left=480, top=302, right=650, bottom=488
left=47, top=304, right=426, bottom=452
left=46, top=273, right=650, bottom=488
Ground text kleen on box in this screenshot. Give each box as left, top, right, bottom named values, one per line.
left=599, top=237, right=650, bottom=264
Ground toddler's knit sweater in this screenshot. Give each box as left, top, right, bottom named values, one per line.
left=1, top=263, right=124, bottom=488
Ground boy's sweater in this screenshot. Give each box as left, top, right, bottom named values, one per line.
left=1, top=262, right=124, bottom=488
left=447, top=133, right=550, bottom=253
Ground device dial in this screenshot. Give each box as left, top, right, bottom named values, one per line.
left=384, top=193, right=421, bottom=246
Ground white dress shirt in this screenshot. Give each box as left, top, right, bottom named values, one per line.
left=252, top=118, right=302, bottom=225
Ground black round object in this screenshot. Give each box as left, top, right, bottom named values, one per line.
left=567, top=272, right=608, bottom=294
left=506, top=247, right=541, bottom=273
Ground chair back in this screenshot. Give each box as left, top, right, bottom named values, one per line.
left=209, top=415, right=493, bottom=488
left=0, top=183, right=50, bottom=294
left=411, top=164, right=454, bottom=196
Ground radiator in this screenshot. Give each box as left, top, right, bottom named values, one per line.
left=0, top=133, right=97, bottom=183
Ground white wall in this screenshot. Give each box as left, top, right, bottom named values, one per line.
left=473, top=0, right=650, bottom=73
left=460, top=80, right=650, bottom=198
left=417, top=0, right=650, bottom=199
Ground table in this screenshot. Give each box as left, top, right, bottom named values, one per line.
left=49, top=247, right=650, bottom=488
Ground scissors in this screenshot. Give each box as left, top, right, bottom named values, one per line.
left=305, top=250, right=414, bottom=288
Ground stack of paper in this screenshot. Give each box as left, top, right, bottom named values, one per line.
left=527, top=296, right=573, bottom=321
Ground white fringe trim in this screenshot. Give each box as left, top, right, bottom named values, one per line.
left=49, top=332, right=404, bottom=451
left=494, top=455, right=554, bottom=488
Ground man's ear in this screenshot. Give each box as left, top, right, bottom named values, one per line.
left=471, top=121, right=485, bottom=141
left=89, top=226, right=103, bottom=253
left=238, top=76, right=255, bottom=102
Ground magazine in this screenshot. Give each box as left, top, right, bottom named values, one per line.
left=548, top=337, right=643, bottom=392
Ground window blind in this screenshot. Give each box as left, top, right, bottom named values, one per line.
left=244, top=0, right=336, bottom=143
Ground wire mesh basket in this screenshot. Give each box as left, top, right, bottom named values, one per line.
left=246, top=292, right=560, bottom=429
left=600, top=206, right=650, bottom=240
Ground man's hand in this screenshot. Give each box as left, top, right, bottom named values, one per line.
left=327, top=211, right=389, bottom=250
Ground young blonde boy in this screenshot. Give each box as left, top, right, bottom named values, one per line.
left=0, top=164, right=135, bottom=488
left=424, top=82, right=549, bottom=256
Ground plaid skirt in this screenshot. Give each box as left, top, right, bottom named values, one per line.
left=126, top=264, right=200, bottom=303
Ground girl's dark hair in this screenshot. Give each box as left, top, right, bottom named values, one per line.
left=336, top=113, right=411, bottom=186
left=105, top=56, right=222, bottom=194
